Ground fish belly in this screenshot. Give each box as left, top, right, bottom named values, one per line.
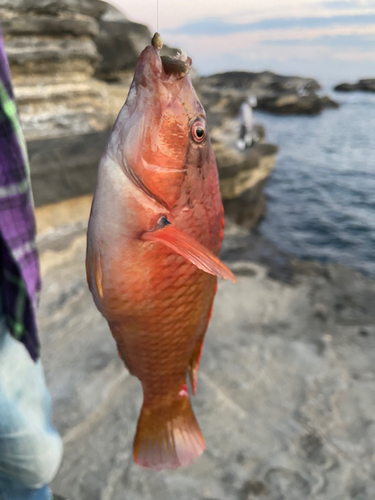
left=105, top=243, right=216, bottom=395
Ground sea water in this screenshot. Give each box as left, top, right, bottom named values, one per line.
left=257, top=90, right=375, bottom=277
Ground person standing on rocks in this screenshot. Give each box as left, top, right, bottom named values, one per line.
left=237, top=96, right=258, bottom=151
left=0, top=28, right=62, bottom=500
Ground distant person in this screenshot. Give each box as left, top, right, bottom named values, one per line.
left=0, top=27, right=62, bottom=500
left=297, top=84, right=309, bottom=97
left=237, top=96, right=258, bottom=151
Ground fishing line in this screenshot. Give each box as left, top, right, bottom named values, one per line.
left=157, top=0, right=159, bottom=32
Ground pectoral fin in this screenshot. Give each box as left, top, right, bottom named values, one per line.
left=142, top=225, right=236, bottom=282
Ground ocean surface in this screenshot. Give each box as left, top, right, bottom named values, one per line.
left=257, top=90, right=375, bottom=278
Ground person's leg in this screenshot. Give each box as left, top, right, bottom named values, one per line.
left=237, top=125, right=247, bottom=151
left=0, top=319, right=62, bottom=500
left=0, top=480, right=51, bottom=500
left=239, top=124, right=246, bottom=140
left=244, top=131, right=253, bottom=148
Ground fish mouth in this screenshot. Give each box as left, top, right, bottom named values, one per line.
left=160, top=54, right=192, bottom=78
left=151, top=32, right=192, bottom=79
left=133, top=45, right=192, bottom=90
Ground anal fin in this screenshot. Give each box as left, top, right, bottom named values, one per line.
left=188, top=339, right=204, bottom=396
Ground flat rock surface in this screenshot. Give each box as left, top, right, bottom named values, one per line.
left=36, top=208, right=375, bottom=500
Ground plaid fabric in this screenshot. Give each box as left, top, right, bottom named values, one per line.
left=0, top=27, right=41, bottom=361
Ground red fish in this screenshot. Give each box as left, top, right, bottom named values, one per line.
left=86, top=36, right=235, bottom=471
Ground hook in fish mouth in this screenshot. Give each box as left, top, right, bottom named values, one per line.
left=151, top=31, right=192, bottom=77
left=151, top=32, right=163, bottom=51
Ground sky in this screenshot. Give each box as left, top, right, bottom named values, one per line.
left=109, top=0, right=375, bottom=86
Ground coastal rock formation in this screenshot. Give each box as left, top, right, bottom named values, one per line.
left=210, top=119, right=277, bottom=228
left=33, top=208, right=375, bottom=500
left=220, top=144, right=278, bottom=228
left=199, top=71, right=339, bottom=115
left=93, top=3, right=151, bottom=81
left=334, top=79, right=375, bottom=92
left=0, top=0, right=106, bottom=78
left=1, top=0, right=115, bottom=206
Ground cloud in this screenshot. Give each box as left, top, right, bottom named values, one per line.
left=166, top=13, right=375, bottom=36
left=261, top=33, right=375, bottom=48
left=165, top=27, right=375, bottom=85
left=323, top=0, right=375, bottom=8
left=109, top=0, right=375, bottom=86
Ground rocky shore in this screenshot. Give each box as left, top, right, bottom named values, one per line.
left=33, top=203, right=375, bottom=500
left=3, top=1, right=374, bottom=497
left=199, top=72, right=339, bottom=115
left=334, top=79, right=375, bottom=93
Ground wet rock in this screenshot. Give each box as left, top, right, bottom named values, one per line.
left=199, top=71, right=339, bottom=115
left=334, top=79, right=375, bottom=93
left=260, top=92, right=339, bottom=115
left=218, top=143, right=277, bottom=229
left=201, top=71, right=320, bottom=93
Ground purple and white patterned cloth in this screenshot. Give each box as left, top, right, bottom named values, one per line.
left=0, top=27, right=41, bottom=361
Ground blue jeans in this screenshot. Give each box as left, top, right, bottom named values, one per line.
left=0, top=315, right=63, bottom=500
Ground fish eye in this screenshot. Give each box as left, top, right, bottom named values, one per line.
left=191, top=119, right=206, bottom=143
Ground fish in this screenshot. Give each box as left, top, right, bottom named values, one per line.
left=86, top=34, right=236, bottom=471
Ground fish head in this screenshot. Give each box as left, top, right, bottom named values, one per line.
left=109, top=45, right=212, bottom=211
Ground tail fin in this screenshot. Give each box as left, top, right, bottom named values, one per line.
left=133, top=393, right=205, bottom=471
